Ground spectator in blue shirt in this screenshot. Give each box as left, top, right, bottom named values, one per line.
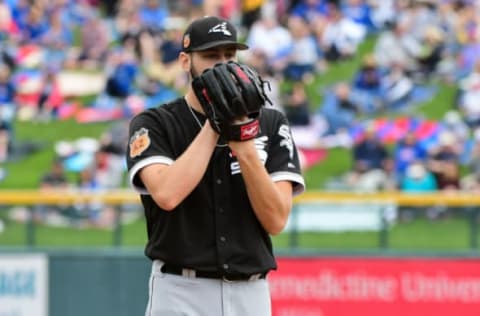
left=351, top=54, right=385, bottom=113
left=105, top=49, right=139, bottom=99
left=19, top=4, right=49, bottom=42
left=9, top=0, right=29, bottom=32
left=321, top=82, right=359, bottom=134
left=290, top=0, right=329, bottom=24
left=341, top=0, right=376, bottom=32
left=393, top=131, right=428, bottom=177
left=38, top=9, right=74, bottom=68
left=139, top=0, right=168, bottom=33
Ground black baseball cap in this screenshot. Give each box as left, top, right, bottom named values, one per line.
left=182, top=16, right=248, bottom=52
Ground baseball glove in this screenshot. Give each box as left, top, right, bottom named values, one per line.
left=192, top=61, right=271, bottom=141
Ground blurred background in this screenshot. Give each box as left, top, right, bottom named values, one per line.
left=0, top=0, right=480, bottom=315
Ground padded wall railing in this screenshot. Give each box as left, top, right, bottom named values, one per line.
left=0, top=189, right=478, bottom=251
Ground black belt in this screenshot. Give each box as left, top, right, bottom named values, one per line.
left=161, top=264, right=267, bottom=282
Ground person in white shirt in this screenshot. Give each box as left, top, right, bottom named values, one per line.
left=242, top=8, right=293, bottom=73
left=319, top=2, right=366, bottom=61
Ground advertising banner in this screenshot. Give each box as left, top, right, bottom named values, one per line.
left=269, top=257, right=480, bottom=316
left=0, top=254, right=48, bottom=316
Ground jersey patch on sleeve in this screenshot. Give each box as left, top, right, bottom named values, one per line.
left=129, top=127, right=151, bottom=158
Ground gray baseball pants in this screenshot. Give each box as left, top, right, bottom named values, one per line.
left=145, top=260, right=272, bottom=316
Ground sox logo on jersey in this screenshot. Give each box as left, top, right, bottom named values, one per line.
left=230, top=136, right=268, bottom=175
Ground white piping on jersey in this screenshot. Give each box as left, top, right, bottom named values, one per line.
left=129, top=155, right=174, bottom=194
left=230, top=136, right=268, bottom=174
left=270, top=171, right=306, bottom=196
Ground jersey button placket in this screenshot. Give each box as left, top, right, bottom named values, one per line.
left=215, top=179, right=224, bottom=216
left=212, top=158, right=229, bottom=275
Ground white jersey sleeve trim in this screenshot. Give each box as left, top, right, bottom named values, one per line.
left=270, top=171, right=306, bottom=196
left=128, top=156, right=174, bottom=194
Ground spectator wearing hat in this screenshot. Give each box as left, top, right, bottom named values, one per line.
left=351, top=53, right=385, bottom=113
left=416, top=25, right=445, bottom=80
left=442, top=110, right=470, bottom=144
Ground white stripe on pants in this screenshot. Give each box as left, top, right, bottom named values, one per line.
left=145, top=260, right=272, bottom=316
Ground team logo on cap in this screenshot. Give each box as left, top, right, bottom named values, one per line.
left=129, top=127, right=151, bottom=158
left=208, top=22, right=232, bottom=36
left=183, top=34, right=191, bottom=49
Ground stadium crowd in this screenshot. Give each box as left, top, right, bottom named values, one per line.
left=1, top=0, right=480, bottom=226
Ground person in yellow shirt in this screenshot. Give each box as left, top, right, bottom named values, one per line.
left=241, top=0, right=266, bottom=30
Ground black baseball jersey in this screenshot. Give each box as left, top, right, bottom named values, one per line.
left=126, top=98, right=305, bottom=275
